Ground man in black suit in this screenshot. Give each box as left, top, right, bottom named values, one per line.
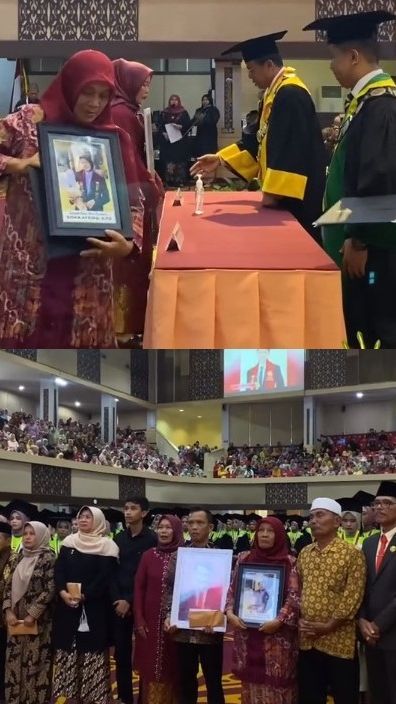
left=359, top=480, right=396, bottom=704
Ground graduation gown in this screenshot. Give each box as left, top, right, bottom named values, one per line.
left=323, top=72, right=396, bottom=348
left=218, top=67, right=326, bottom=237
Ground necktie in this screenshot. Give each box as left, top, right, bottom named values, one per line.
left=376, top=534, right=388, bottom=572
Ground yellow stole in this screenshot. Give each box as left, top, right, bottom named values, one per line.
left=257, top=67, right=310, bottom=181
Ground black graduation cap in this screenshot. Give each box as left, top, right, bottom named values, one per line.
left=102, top=508, right=124, bottom=524
left=222, top=31, right=288, bottom=62
left=288, top=514, right=304, bottom=527
left=303, top=11, right=396, bottom=45
left=353, top=491, right=375, bottom=509
left=0, top=523, right=11, bottom=536
left=338, top=497, right=362, bottom=514
left=376, top=480, right=396, bottom=499
left=4, top=499, right=39, bottom=521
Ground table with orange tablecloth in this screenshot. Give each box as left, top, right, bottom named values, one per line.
left=143, top=192, right=346, bottom=348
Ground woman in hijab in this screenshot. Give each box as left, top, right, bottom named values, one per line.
left=192, top=94, right=220, bottom=158
left=158, top=95, right=191, bottom=187
left=226, top=517, right=300, bottom=704
left=9, top=510, right=28, bottom=553
left=0, top=50, right=140, bottom=349
left=111, top=59, right=164, bottom=339
left=51, top=506, right=119, bottom=704
left=134, top=515, right=183, bottom=703
left=3, top=521, right=55, bottom=704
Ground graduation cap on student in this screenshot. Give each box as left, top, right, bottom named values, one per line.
left=337, top=497, right=362, bottom=515
left=221, top=31, right=288, bottom=62
left=4, top=499, right=39, bottom=521
left=288, top=514, right=304, bottom=527
left=353, top=491, right=375, bottom=509
left=102, top=508, right=124, bottom=524
left=376, top=480, right=396, bottom=499
left=303, top=11, right=396, bottom=45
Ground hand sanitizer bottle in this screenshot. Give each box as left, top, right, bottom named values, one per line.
left=194, top=174, right=204, bottom=215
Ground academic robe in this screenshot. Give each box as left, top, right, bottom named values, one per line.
left=246, top=360, right=285, bottom=390
left=323, top=73, right=396, bottom=349
left=75, top=170, right=110, bottom=211
left=218, top=68, right=326, bottom=238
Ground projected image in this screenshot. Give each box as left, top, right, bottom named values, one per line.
left=224, top=349, right=304, bottom=397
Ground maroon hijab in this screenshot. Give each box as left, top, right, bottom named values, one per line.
left=163, top=94, right=185, bottom=117
left=157, top=514, right=183, bottom=553
left=112, top=59, right=153, bottom=111
left=40, top=50, right=137, bottom=185
left=247, top=517, right=291, bottom=581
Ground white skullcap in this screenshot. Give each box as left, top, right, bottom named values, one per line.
left=311, top=497, right=342, bottom=516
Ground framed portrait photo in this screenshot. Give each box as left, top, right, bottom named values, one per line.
left=36, top=123, right=132, bottom=239
left=170, top=547, right=233, bottom=632
left=234, top=563, right=285, bottom=628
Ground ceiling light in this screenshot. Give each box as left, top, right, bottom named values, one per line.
left=197, top=415, right=202, bottom=419
left=18, top=385, right=25, bottom=391
left=114, top=398, right=119, bottom=403
left=55, top=377, right=67, bottom=387
left=356, top=392, right=364, bottom=399
left=74, top=401, right=81, bottom=407
left=179, top=409, right=184, bottom=412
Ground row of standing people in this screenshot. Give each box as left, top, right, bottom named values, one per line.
left=1, top=485, right=396, bottom=704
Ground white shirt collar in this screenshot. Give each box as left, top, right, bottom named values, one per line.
left=382, top=525, right=396, bottom=542
left=351, top=68, right=384, bottom=97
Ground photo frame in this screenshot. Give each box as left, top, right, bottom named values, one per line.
left=36, top=123, right=133, bottom=239
left=170, top=547, right=233, bottom=632
left=234, top=563, right=285, bottom=628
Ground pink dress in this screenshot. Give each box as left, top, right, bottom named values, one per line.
left=0, top=105, right=115, bottom=348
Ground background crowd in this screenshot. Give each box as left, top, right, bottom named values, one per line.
left=1, top=409, right=396, bottom=480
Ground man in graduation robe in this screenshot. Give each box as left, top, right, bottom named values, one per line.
left=304, top=11, right=396, bottom=349
left=191, top=31, right=326, bottom=238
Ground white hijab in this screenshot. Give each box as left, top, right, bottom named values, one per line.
left=11, top=521, right=51, bottom=609
left=62, top=506, right=119, bottom=558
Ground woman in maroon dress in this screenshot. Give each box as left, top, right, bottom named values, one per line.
left=134, top=514, right=183, bottom=704
left=111, top=59, right=164, bottom=338
left=226, top=517, right=300, bottom=704
left=0, top=50, right=140, bottom=348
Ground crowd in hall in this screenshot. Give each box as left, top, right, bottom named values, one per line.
left=0, top=484, right=395, bottom=704
left=2, top=408, right=396, bottom=480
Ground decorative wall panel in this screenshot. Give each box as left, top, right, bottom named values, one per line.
left=223, top=67, right=234, bottom=131
left=305, top=350, right=347, bottom=389
left=315, top=0, right=395, bottom=41
left=119, top=475, right=146, bottom=501
left=4, top=349, right=37, bottom=361
left=77, top=350, right=101, bottom=384
left=189, top=351, right=223, bottom=401
left=130, top=351, right=149, bottom=401
left=265, top=483, right=308, bottom=509
left=32, top=464, right=71, bottom=497
left=19, top=0, right=139, bottom=41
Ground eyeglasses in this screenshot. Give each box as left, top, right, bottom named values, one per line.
left=372, top=500, right=396, bottom=509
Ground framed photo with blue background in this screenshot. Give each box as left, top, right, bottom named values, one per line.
left=234, top=563, right=285, bottom=628
left=36, top=123, right=132, bottom=239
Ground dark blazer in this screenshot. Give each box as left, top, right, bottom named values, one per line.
left=247, top=361, right=285, bottom=390
left=75, top=170, right=110, bottom=211
left=361, top=532, right=396, bottom=650
left=52, top=546, right=117, bottom=653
